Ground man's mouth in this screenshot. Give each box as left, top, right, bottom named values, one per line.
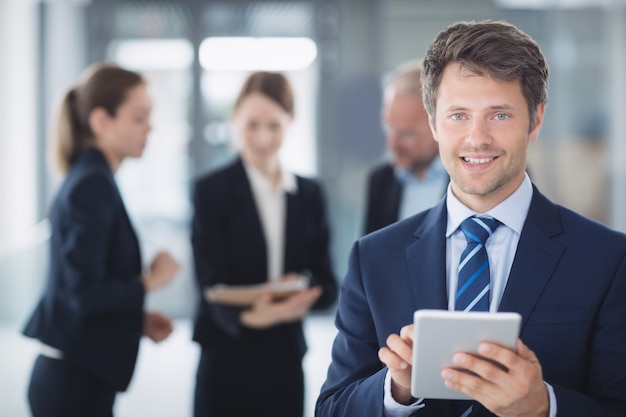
left=463, top=157, right=496, bottom=164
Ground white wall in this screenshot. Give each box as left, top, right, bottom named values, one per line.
left=0, top=0, right=43, bottom=324
left=0, top=0, right=38, bottom=255
left=607, top=1, right=626, bottom=231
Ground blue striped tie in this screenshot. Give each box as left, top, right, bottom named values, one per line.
left=459, top=405, right=473, bottom=417
left=455, top=217, right=500, bottom=417
left=455, top=216, right=501, bottom=312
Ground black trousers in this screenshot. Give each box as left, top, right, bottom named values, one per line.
left=27, top=355, right=116, bottom=417
left=194, top=346, right=304, bottom=417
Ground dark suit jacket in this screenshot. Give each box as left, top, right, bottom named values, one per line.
left=364, top=162, right=448, bottom=235
left=191, top=157, right=337, bottom=357
left=317, top=185, right=626, bottom=416
left=364, top=163, right=403, bottom=235
left=23, top=148, right=145, bottom=392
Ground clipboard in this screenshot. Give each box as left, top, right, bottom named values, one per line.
left=205, top=277, right=309, bottom=307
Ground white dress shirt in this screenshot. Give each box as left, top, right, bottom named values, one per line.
left=383, top=174, right=557, bottom=417
left=242, top=160, right=297, bottom=282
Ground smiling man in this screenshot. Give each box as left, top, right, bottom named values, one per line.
left=432, top=61, right=541, bottom=214
left=316, top=20, right=626, bottom=417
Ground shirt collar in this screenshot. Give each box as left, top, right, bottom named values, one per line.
left=446, top=173, right=533, bottom=237
left=394, top=156, right=446, bottom=184
left=242, top=158, right=298, bottom=194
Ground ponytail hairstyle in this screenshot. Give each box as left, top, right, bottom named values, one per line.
left=53, top=63, right=145, bottom=172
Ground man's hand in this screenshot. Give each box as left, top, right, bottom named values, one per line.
left=378, top=324, right=415, bottom=404
left=441, top=339, right=549, bottom=417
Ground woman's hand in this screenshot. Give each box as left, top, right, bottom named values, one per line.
left=142, top=251, right=180, bottom=293
left=143, top=311, right=173, bottom=342
left=240, top=285, right=322, bottom=329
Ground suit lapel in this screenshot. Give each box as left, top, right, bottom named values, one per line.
left=405, top=201, right=449, bottom=310
left=86, top=148, right=143, bottom=270
left=232, top=159, right=268, bottom=281
left=404, top=186, right=566, bottom=325
left=284, top=185, right=300, bottom=273
left=499, top=187, right=565, bottom=330
left=233, top=159, right=264, bottom=232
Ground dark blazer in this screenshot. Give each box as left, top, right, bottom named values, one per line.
left=191, top=157, right=337, bottom=355
left=23, top=148, right=145, bottom=392
left=364, top=162, right=448, bottom=235
left=364, top=163, right=403, bottom=235
left=317, top=185, right=626, bottom=416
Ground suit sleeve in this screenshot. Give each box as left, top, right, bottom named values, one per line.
left=62, top=173, right=144, bottom=315
left=317, top=241, right=453, bottom=417
left=191, top=179, right=243, bottom=338
left=316, top=241, right=389, bottom=416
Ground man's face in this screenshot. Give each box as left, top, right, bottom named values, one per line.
left=382, top=89, right=439, bottom=176
left=430, top=62, right=545, bottom=212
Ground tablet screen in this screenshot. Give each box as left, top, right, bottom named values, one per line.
left=410, top=309, right=521, bottom=400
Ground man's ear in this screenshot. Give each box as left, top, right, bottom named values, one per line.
left=428, top=114, right=438, bottom=142
left=528, top=102, right=546, bottom=143
left=88, top=107, right=110, bottom=136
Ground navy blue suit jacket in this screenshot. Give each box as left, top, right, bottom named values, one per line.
left=23, top=148, right=145, bottom=392
left=191, top=157, right=337, bottom=356
left=317, top=186, right=626, bottom=416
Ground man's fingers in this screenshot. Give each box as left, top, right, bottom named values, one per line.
left=385, top=333, right=413, bottom=365
left=399, top=324, right=414, bottom=342
left=476, top=341, right=532, bottom=375
left=378, top=347, right=409, bottom=371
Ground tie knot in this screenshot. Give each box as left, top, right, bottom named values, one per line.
left=460, top=216, right=501, bottom=245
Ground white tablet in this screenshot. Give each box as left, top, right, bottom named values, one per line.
left=410, top=309, right=522, bottom=400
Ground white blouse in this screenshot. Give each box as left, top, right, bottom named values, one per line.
left=242, top=160, right=297, bottom=282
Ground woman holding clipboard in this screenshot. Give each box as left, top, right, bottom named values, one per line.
left=191, top=71, right=337, bottom=417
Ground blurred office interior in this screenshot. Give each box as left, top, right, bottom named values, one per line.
left=0, top=0, right=625, bottom=416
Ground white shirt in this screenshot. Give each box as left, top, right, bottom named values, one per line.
left=395, top=157, right=448, bottom=220
left=383, top=174, right=557, bottom=417
left=444, top=174, right=530, bottom=312
left=242, top=160, right=297, bottom=282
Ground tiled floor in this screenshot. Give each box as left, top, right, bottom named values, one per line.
left=0, top=314, right=337, bottom=417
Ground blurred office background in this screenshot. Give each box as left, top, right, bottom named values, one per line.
left=1, top=0, right=625, bottom=416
